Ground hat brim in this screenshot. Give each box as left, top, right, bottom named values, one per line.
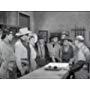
left=63, top=38, right=72, bottom=42
left=16, top=31, right=30, bottom=36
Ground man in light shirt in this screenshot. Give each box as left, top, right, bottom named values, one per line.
left=47, top=36, right=62, bottom=62
left=15, top=27, right=31, bottom=77
left=0, top=29, right=16, bottom=79
left=66, top=35, right=90, bottom=79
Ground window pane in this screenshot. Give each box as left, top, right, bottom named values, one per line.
left=19, top=13, right=30, bottom=28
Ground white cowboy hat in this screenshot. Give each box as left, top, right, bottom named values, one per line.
left=76, top=35, right=84, bottom=41
left=16, top=27, right=30, bottom=36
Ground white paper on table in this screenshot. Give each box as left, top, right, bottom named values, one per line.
left=44, top=63, right=69, bottom=70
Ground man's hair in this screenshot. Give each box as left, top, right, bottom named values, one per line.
left=1, top=29, right=13, bottom=40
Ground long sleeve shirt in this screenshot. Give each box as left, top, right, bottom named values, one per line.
left=47, top=43, right=62, bottom=61
left=74, top=44, right=90, bottom=63
left=0, top=40, right=16, bottom=78
left=15, top=40, right=29, bottom=73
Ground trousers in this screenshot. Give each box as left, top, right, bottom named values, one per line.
left=66, top=60, right=85, bottom=79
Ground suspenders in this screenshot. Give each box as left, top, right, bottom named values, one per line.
left=21, top=40, right=31, bottom=72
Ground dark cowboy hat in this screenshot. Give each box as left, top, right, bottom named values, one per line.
left=63, top=37, right=72, bottom=42
left=50, top=34, right=59, bottom=39
left=49, top=35, right=59, bottom=41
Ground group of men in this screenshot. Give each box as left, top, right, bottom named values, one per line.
left=0, top=27, right=90, bottom=79
left=0, top=27, right=38, bottom=78
left=39, top=32, right=90, bottom=79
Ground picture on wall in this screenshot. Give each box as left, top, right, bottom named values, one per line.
left=38, top=30, right=48, bottom=42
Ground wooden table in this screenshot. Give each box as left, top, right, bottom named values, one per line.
left=20, top=64, right=69, bottom=79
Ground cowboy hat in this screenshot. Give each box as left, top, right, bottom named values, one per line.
left=63, top=37, right=72, bottom=42
left=16, top=27, right=31, bottom=36
left=76, top=35, right=84, bottom=42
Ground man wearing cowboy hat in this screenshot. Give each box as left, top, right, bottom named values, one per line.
left=15, top=27, right=31, bottom=77
left=47, top=35, right=62, bottom=62
left=61, top=37, right=74, bottom=63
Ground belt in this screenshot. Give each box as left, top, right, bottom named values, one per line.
left=21, top=58, right=29, bottom=66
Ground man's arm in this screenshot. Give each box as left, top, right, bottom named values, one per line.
left=69, top=46, right=75, bottom=64
left=15, top=45, right=25, bottom=75
left=0, top=48, right=3, bottom=66
left=58, top=45, right=62, bottom=62
left=47, top=43, right=56, bottom=62
left=51, top=56, right=56, bottom=62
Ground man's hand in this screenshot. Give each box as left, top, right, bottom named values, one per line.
left=52, top=56, right=56, bottom=62
left=69, top=58, right=74, bottom=65
left=21, top=69, right=25, bottom=76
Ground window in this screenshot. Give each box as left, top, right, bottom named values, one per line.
left=71, top=27, right=85, bottom=38
left=19, top=13, right=30, bottom=29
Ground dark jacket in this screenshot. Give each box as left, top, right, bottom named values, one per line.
left=35, top=43, right=50, bottom=67
left=62, top=45, right=74, bottom=62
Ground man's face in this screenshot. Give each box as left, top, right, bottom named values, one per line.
left=63, top=40, right=69, bottom=46
left=74, top=40, right=79, bottom=47
left=39, top=39, right=45, bottom=45
left=8, top=61, right=14, bottom=71
left=21, top=34, right=29, bottom=42
left=30, top=37, right=35, bottom=45
left=8, top=33, right=14, bottom=41
left=53, top=37, right=58, bottom=43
